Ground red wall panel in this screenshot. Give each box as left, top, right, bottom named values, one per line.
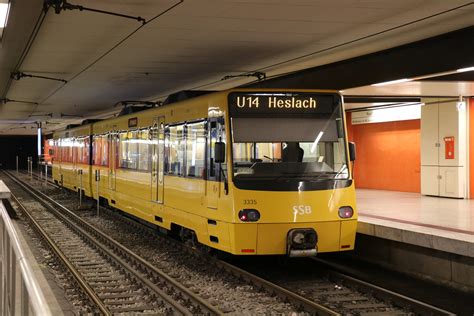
left=469, top=98, right=474, bottom=199
left=346, top=112, right=421, bottom=193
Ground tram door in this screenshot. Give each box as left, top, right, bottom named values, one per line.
left=72, top=137, right=79, bottom=185
left=207, top=118, right=224, bottom=209
left=108, top=132, right=117, bottom=191
left=151, top=117, right=165, bottom=203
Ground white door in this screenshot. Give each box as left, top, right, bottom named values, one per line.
left=420, top=102, right=439, bottom=166
left=439, top=166, right=464, bottom=198
left=421, top=166, right=439, bottom=196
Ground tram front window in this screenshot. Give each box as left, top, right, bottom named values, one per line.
left=231, top=117, right=349, bottom=180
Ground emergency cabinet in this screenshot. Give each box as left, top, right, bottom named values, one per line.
left=420, top=99, right=467, bottom=198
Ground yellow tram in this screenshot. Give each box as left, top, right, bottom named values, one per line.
left=52, top=89, right=357, bottom=256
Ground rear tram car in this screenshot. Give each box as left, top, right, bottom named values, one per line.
left=52, top=89, right=357, bottom=256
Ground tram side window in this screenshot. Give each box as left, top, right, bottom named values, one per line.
left=61, top=138, right=73, bottom=163
left=100, top=136, right=108, bottom=166
left=118, top=130, right=151, bottom=172
left=165, top=124, right=185, bottom=176
left=53, top=139, right=59, bottom=162
left=75, top=138, right=81, bottom=164
left=137, top=130, right=150, bottom=172
left=120, top=131, right=137, bottom=169
left=75, top=137, right=90, bottom=164
left=92, top=135, right=108, bottom=166
left=186, top=121, right=206, bottom=178
left=83, top=137, right=90, bottom=164
left=92, top=136, right=99, bottom=165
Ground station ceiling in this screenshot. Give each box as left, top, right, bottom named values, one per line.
left=0, top=0, right=472, bottom=135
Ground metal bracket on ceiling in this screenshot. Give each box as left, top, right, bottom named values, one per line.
left=114, top=100, right=159, bottom=108
left=11, top=72, right=67, bottom=83
left=0, top=98, right=39, bottom=105
left=60, top=113, right=83, bottom=118
left=44, top=0, right=146, bottom=24
left=29, top=113, right=53, bottom=118
left=222, top=71, right=266, bottom=81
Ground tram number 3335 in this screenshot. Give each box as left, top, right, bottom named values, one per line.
left=243, top=199, right=257, bottom=205
left=293, top=205, right=312, bottom=215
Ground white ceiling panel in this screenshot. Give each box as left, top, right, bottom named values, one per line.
left=344, top=81, right=474, bottom=97
left=0, top=0, right=472, bottom=135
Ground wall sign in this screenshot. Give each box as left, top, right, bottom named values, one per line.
left=444, top=136, right=455, bottom=159
left=351, top=104, right=421, bottom=125
left=228, top=92, right=338, bottom=117
left=128, top=117, right=138, bottom=128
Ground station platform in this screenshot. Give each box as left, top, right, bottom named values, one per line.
left=356, top=189, right=474, bottom=258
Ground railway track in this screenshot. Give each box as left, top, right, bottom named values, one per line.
left=6, top=170, right=341, bottom=315
left=104, top=211, right=456, bottom=316
left=310, top=257, right=455, bottom=316
left=4, top=170, right=221, bottom=315
left=271, top=260, right=456, bottom=316
left=88, top=198, right=456, bottom=316
left=7, top=170, right=456, bottom=315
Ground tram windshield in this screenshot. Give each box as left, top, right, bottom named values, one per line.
left=229, top=92, right=349, bottom=181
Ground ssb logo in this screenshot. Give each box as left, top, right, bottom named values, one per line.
left=293, top=205, right=312, bottom=215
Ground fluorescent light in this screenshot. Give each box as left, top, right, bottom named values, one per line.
left=456, top=66, right=474, bottom=73
left=310, top=131, right=324, bottom=153
left=0, top=3, right=10, bottom=28
left=37, top=127, right=42, bottom=156
left=371, top=78, right=411, bottom=87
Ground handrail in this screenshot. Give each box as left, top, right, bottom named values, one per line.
left=1, top=192, right=52, bottom=315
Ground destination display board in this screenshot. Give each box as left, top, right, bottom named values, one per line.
left=228, top=92, right=339, bottom=117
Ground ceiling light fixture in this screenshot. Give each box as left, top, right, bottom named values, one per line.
left=371, top=78, right=411, bottom=87
left=456, top=66, right=474, bottom=73
left=371, top=66, right=474, bottom=87
left=0, top=2, right=10, bottom=28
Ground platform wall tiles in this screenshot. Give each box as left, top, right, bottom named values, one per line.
left=420, top=98, right=467, bottom=198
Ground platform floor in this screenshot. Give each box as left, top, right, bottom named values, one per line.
left=356, top=189, right=474, bottom=257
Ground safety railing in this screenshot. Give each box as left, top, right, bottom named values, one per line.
left=0, top=181, right=52, bottom=315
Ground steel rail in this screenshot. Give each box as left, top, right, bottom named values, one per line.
left=25, top=169, right=341, bottom=315
left=5, top=170, right=222, bottom=315
left=81, top=197, right=341, bottom=316
left=18, top=169, right=459, bottom=315
left=311, top=257, right=456, bottom=316
left=88, top=187, right=457, bottom=316
left=7, top=190, right=110, bottom=315
left=214, top=259, right=339, bottom=316
left=5, top=170, right=194, bottom=315
left=19, top=170, right=56, bottom=188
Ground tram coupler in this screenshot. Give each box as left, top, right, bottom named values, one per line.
left=286, top=228, right=318, bottom=257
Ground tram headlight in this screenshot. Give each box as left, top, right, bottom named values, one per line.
left=238, top=209, right=260, bottom=222
left=338, top=206, right=354, bottom=218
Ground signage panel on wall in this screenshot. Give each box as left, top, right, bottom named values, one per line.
left=351, top=104, right=421, bottom=125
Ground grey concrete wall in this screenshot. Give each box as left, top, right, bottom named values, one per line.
left=352, top=234, right=474, bottom=294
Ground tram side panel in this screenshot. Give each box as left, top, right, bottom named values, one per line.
left=51, top=89, right=357, bottom=256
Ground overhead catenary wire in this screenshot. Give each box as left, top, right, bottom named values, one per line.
left=1, top=5, right=50, bottom=98
left=39, top=0, right=184, bottom=105
left=0, top=1, right=184, bottom=134
left=2, top=1, right=472, bottom=133
left=246, top=2, right=474, bottom=75
left=151, top=1, right=474, bottom=100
